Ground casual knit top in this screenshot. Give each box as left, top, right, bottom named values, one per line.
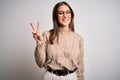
left=34, top=29, right=84, bottom=80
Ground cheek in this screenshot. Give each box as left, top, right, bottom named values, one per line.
left=57, top=16, right=61, bottom=20
left=57, top=17, right=62, bottom=22
left=69, top=16, right=72, bottom=20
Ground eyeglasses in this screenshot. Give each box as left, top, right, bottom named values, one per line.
left=57, top=10, right=71, bottom=16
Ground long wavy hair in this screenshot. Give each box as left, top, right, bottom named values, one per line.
left=49, top=1, right=75, bottom=44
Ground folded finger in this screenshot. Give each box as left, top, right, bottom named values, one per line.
left=32, top=32, right=37, bottom=35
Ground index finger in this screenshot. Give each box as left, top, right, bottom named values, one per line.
left=30, top=23, right=36, bottom=32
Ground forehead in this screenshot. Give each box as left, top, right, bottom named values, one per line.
left=57, top=5, right=70, bottom=11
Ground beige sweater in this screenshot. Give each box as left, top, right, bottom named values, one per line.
left=34, top=30, right=84, bottom=80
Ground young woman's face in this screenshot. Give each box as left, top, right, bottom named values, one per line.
left=57, top=5, right=71, bottom=27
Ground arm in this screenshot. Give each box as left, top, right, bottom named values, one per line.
left=76, top=38, right=84, bottom=80
left=30, top=22, right=47, bottom=68
left=34, top=32, right=47, bottom=68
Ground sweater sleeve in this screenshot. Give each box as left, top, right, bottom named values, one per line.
left=34, top=32, right=47, bottom=68
left=76, top=38, right=84, bottom=80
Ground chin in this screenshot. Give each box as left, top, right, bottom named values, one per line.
left=61, top=24, right=69, bottom=26
left=61, top=22, right=70, bottom=26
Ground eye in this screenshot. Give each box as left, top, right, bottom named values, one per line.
left=66, top=11, right=71, bottom=14
left=57, top=10, right=71, bottom=16
left=57, top=11, right=64, bottom=15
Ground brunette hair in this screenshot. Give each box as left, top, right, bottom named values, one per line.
left=49, top=1, right=74, bottom=44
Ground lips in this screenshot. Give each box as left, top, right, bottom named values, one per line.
left=62, top=18, right=70, bottom=23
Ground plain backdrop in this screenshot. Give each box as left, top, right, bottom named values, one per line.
left=0, top=0, right=120, bottom=80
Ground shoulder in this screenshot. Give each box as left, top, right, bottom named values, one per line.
left=71, top=32, right=84, bottom=41
left=42, top=29, right=55, bottom=38
left=42, top=30, right=50, bottom=35
left=42, top=30, right=52, bottom=42
left=42, top=29, right=52, bottom=36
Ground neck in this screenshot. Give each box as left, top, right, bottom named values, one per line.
left=59, top=25, right=69, bottom=31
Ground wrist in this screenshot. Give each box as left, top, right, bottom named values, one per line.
left=36, top=41, right=44, bottom=46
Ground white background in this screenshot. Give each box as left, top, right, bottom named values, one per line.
left=0, top=0, right=120, bottom=80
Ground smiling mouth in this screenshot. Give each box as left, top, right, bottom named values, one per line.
left=62, top=19, right=70, bottom=22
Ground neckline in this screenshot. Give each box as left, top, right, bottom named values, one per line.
left=59, top=28, right=71, bottom=32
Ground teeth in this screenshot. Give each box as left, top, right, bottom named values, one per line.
left=62, top=19, right=68, bottom=22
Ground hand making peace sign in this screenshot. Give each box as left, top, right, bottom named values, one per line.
left=30, top=21, right=43, bottom=44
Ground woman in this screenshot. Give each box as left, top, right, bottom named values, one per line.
left=30, top=1, right=84, bottom=80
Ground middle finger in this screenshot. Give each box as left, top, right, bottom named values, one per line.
left=37, top=21, right=40, bottom=34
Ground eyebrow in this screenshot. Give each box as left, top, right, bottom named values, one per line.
left=57, top=10, right=71, bottom=12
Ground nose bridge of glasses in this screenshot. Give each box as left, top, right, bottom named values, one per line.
left=63, top=11, right=67, bottom=15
